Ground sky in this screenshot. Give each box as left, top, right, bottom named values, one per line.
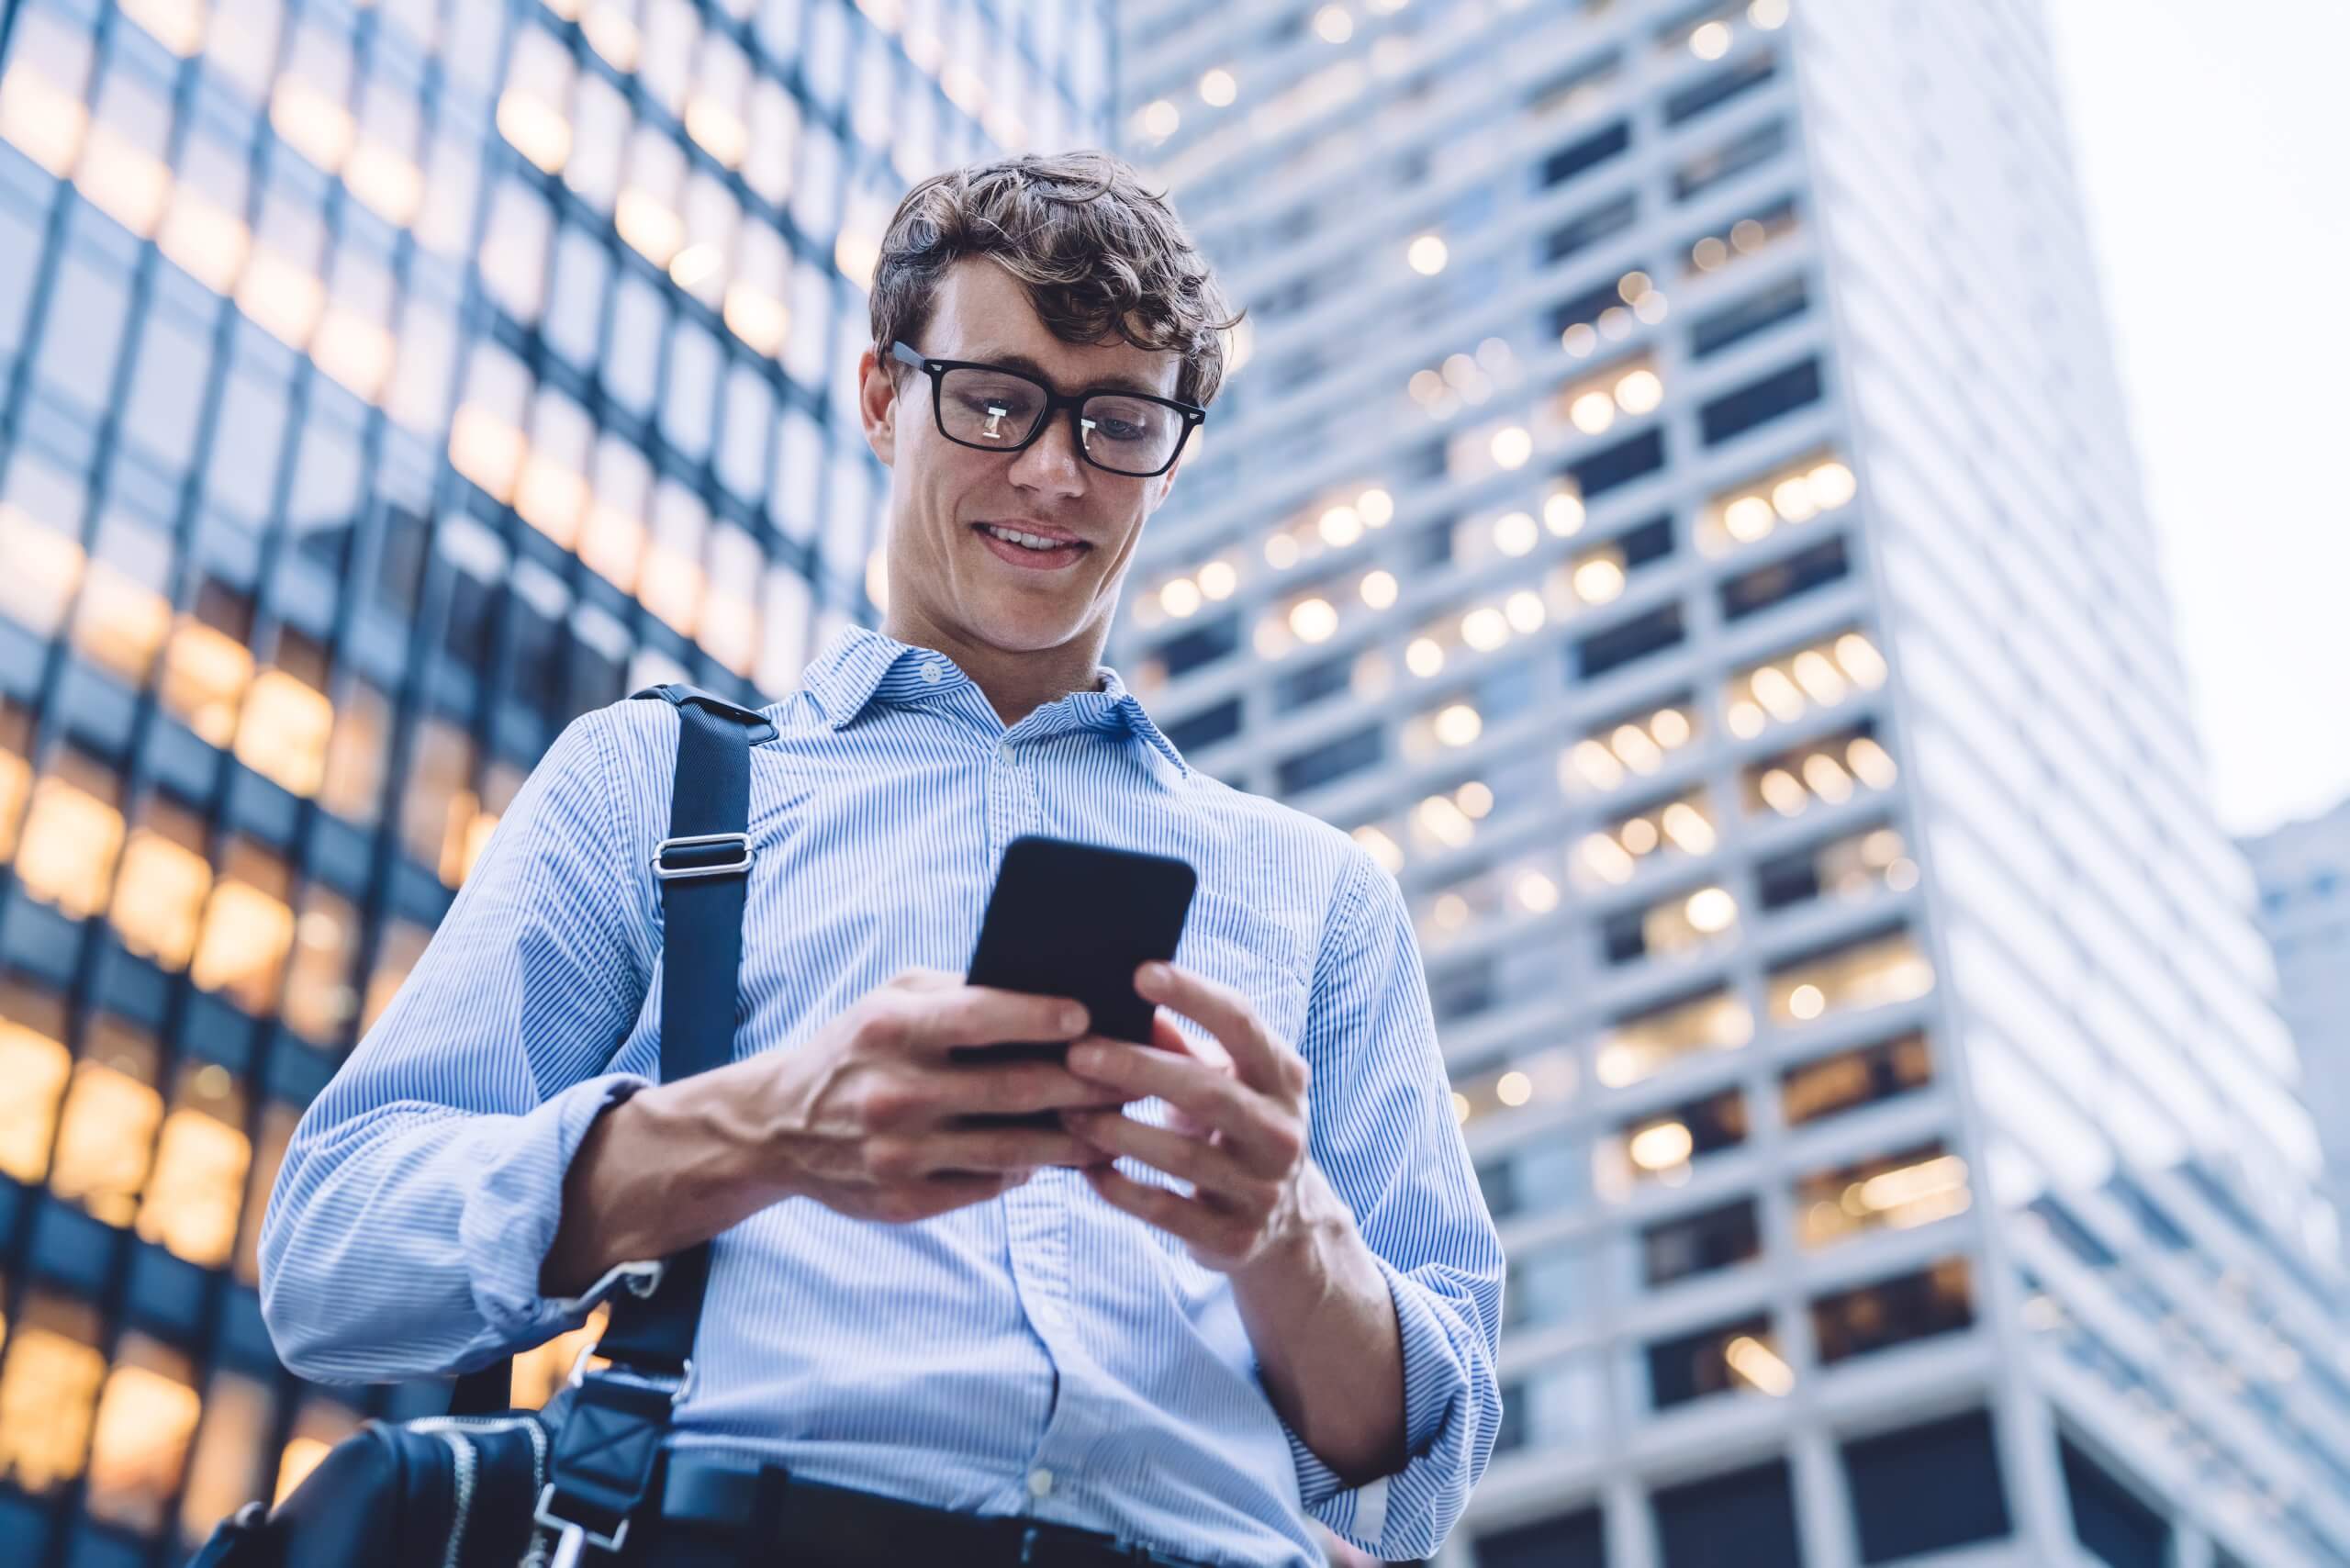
left=2042, top=0, right=2350, bottom=839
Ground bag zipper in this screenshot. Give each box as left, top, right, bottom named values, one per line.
left=408, top=1415, right=551, bottom=1568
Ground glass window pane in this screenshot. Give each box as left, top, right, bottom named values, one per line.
left=50, top=1015, right=162, bottom=1226
left=36, top=249, right=132, bottom=412
left=605, top=270, right=665, bottom=415
left=17, top=750, right=127, bottom=920
left=135, top=1059, right=251, bottom=1268
left=190, top=838, right=296, bottom=1014
left=659, top=317, right=721, bottom=460
left=84, top=1333, right=201, bottom=1533
left=205, top=361, right=292, bottom=524
left=179, top=1370, right=274, bottom=1546
left=107, top=791, right=212, bottom=970
left=0, top=979, right=72, bottom=1184
left=233, top=1102, right=300, bottom=1288
left=0, top=1294, right=106, bottom=1494
left=120, top=304, right=215, bottom=475
left=1, top=449, right=90, bottom=638
left=318, top=677, right=389, bottom=825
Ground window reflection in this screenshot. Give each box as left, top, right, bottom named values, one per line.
left=0, top=979, right=73, bottom=1183
left=0, top=1293, right=106, bottom=1493
left=108, top=792, right=214, bottom=970
left=85, top=1332, right=201, bottom=1534
left=136, top=1060, right=251, bottom=1270
left=1600, top=1086, right=1748, bottom=1197
left=1648, top=1313, right=1789, bottom=1408
left=17, top=750, right=128, bottom=920
left=50, top=1015, right=163, bottom=1226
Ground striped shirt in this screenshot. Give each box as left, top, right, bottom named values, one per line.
left=259, top=622, right=1504, bottom=1566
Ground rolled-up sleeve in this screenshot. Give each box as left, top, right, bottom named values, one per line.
left=258, top=706, right=658, bottom=1383
left=1281, top=847, right=1505, bottom=1561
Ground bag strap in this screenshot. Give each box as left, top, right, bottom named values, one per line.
left=482, top=685, right=768, bottom=1563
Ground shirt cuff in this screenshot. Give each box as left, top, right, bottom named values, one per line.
left=1284, top=1251, right=1464, bottom=1552
left=457, top=1072, right=653, bottom=1344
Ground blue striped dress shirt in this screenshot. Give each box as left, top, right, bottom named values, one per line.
left=259, top=623, right=1504, bottom=1566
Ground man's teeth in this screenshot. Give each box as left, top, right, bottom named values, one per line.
left=981, top=524, right=1075, bottom=552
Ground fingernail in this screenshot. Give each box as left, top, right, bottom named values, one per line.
left=1060, top=1004, right=1086, bottom=1034
left=1138, top=962, right=1169, bottom=989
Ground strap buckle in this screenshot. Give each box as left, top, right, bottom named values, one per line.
left=534, top=1484, right=631, bottom=1568
left=652, top=832, right=754, bottom=881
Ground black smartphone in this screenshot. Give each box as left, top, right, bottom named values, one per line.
left=953, top=834, right=1198, bottom=1063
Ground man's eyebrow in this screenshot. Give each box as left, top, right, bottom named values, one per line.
left=963, top=348, right=1170, bottom=400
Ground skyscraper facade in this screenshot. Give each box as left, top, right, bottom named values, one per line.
left=0, top=0, right=1112, bottom=1560
left=1112, top=1, right=2350, bottom=1564
left=2243, top=795, right=2350, bottom=1257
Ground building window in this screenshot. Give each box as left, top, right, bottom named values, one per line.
left=1541, top=118, right=1630, bottom=187
left=1643, top=1196, right=1762, bottom=1286
left=1672, top=117, right=1788, bottom=202
left=1572, top=787, right=1717, bottom=889
left=1780, top=1032, right=1932, bottom=1127
left=1766, top=924, right=1934, bottom=1026
left=0, top=1292, right=106, bottom=1494
left=1601, top=880, right=1739, bottom=968
left=1575, top=601, right=1684, bottom=680
left=233, top=655, right=336, bottom=799
left=1700, top=356, right=1822, bottom=446
left=282, top=882, right=363, bottom=1045
left=1742, top=723, right=1897, bottom=816
left=1812, top=1257, right=1975, bottom=1363
left=1604, top=1083, right=1747, bottom=1193
left=1505, top=1238, right=1595, bottom=1329
left=1663, top=50, right=1778, bottom=125
left=1843, top=1409, right=2012, bottom=1564
left=0, top=977, right=72, bottom=1183
left=1682, top=195, right=1802, bottom=278
left=84, top=1332, right=202, bottom=1535
left=1795, top=1139, right=1969, bottom=1248
left=50, top=1014, right=164, bottom=1226
left=2061, top=1439, right=2169, bottom=1568
left=1275, top=652, right=1353, bottom=714
left=360, top=917, right=431, bottom=1035
left=0, top=699, right=30, bottom=864
left=1163, top=700, right=1241, bottom=757
left=1475, top=1506, right=1606, bottom=1568
left=1559, top=697, right=1700, bottom=797
left=1544, top=191, right=1639, bottom=263
left=1719, top=534, right=1849, bottom=621
left=1648, top=1315, right=1789, bottom=1408
left=1725, top=627, right=1886, bottom=738
left=73, top=510, right=175, bottom=684
left=318, top=677, right=392, bottom=826
left=1429, top=955, right=1494, bottom=1025
left=135, top=1060, right=252, bottom=1271
left=16, top=749, right=128, bottom=920
left=1277, top=722, right=1382, bottom=794
left=108, top=792, right=214, bottom=971
left=233, top=1102, right=301, bottom=1289
left=191, top=839, right=297, bottom=1015
left=178, top=1370, right=276, bottom=1547
left=160, top=577, right=258, bottom=746
left=1652, top=1459, right=1800, bottom=1567
left=1698, top=446, right=1854, bottom=555
left=1754, top=823, right=1913, bottom=912
left=1689, top=273, right=1808, bottom=359
left=1595, top=985, right=1751, bottom=1088
left=1567, top=426, right=1667, bottom=499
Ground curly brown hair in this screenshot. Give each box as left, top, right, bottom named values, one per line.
left=869, top=149, right=1244, bottom=410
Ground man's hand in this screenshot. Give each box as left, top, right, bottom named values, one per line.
left=542, top=967, right=1130, bottom=1294
left=1059, top=960, right=1335, bottom=1274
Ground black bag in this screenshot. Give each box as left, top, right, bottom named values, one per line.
left=189, top=686, right=774, bottom=1568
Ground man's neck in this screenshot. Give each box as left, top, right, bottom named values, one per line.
left=880, top=609, right=1108, bottom=728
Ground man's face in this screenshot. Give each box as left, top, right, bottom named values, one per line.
left=859, top=258, right=1186, bottom=656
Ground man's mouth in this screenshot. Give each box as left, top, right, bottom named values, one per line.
left=970, top=522, right=1091, bottom=569
left=973, top=522, right=1089, bottom=553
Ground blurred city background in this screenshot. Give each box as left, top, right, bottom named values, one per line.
left=0, top=0, right=2343, bottom=1565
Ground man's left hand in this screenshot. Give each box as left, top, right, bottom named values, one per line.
left=1060, top=959, right=1336, bottom=1275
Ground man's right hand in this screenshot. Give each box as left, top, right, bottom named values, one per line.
left=541, top=967, right=1122, bottom=1295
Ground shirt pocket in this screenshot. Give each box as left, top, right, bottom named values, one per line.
left=1176, top=888, right=1316, bottom=1048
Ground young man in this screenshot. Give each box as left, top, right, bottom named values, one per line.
left=261, top=150, right=1502, bottom=1568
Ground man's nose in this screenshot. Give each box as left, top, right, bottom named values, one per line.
left=1009, top=411, right=1090, bottom=496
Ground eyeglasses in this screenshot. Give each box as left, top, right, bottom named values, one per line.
left=889, top=341, right=1205, bottom=478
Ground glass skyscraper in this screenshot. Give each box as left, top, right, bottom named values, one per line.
left=0, top=0, right=1112, bottom=1560
left=1111, top=1, right=2350, bottom=1564
left=2243, top=797, right=2350, bottom=1264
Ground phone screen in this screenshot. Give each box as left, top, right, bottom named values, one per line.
left=955, top=834, right=1198, bottom=1061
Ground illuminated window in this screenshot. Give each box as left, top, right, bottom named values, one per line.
left=50, top=1015, right=162, bottom=1226
left=0, top=454, right=88, bottom=636
left=318, top=678, right=391, bottom=825
left=1, top=698, right=35, bottom=864
left=136, top=1061, right=250, bottom=1270
left=107, top=793, right=213, bottom=971
left=0, top=980, right=73, bottom=1183
left=233, top=1103, right=300, bottom=1288
left=1795, top=1140, right=1970, bottom=1249
left=1452, top=1047, right=1576, bottom=1128
left=159, top=580, right=257, bottom=748
left=1643, top=1196, right=1762, bottom=1287
left=1594, top=986, right=1751, bottom=1088
left=1766, top=925, right=1934, bottom=1025
left=399, top=716, right=476, bottom=881
left=191, top=839, right=296, bottom=1014
left=1602, top=881, right=1740, bottom=967
left=1648, top=1313, right=1789, bottom=1407
left=1697, top=447, right=1852, bottom=555
left=1781, top=1032, right=1932, bottom=1127
left=70, top=515, right=173, bottom=684
left=1811, top=1258, right=1975, bottom=1365
left=1723, top=629, right=1885, bottom=739
left=1755, top=823, right=1915, bottom=912
left=1558, top=697, right=1698, bottom=797
left=1572, top=788, right=1716, bottom=888
left=1680, top=194, right=1801, bottom=278
left=85, top=1332, right=201, bottom=1534
left=16, top=750, right=128, bottom=920
left=1600, top=1086, right=1747, bottom=1198
left=178, top=1371, right=274, bottom=1546
left=233, top=666, right=335, bottom=799
left=1741, top=723, right=1897, bottom=816
left=281, top=883, right=361, bottom=1046
left=0, top=1293, right=106, bottom=1493
left=361, top=918, right=432, bottom=1035
left=274, top=1396, right=362, bottom=1506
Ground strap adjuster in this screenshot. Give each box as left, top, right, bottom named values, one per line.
left=652, top=832, right=753, bottom=881
left=535, top=1483, right=631, bottom=1568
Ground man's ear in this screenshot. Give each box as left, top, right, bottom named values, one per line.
left=858, top=347, right=898, bottom=467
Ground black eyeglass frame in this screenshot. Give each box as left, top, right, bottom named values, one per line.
left=889, top=340, right=1206, bottom=478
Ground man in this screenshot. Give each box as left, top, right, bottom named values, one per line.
left=261, top=150, right=1502, bottom=1568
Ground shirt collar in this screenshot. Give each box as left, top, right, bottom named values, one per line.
left=803, top=623, right=1191, bottom=778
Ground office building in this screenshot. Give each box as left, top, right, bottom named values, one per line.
left=1112, top=1, right=2350, bottom=1563
left=0, top=0, right=1111, bottom=1560
left=2242, top=796, right=2350, bottom=1251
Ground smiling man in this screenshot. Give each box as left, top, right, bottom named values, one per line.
left=260, top=151, right=1502, bottom=1568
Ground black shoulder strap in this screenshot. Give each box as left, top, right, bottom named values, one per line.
left=448, top=685, right=764, bottom=1447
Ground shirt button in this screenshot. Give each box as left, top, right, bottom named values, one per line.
left=997, top=742, right=1015, bottom=767
left=921, top=662, right=942, bottom=685
left=1027, top=1468, right=1054, bottom=1498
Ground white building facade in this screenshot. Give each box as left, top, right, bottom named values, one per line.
left=1109, top=1, right=2350, bottom=1564
left=2243, top=797, right=2350, bottom=1258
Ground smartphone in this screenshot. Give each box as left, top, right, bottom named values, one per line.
left=953, top=834, right=1198, bottom=1063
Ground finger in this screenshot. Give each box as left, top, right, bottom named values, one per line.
left=1149, top=1007, right=1235, bottom=1075
left=881, top=1169, right=1031, bottom=1223
left=912, top=1126, right=1101, bottom=1174
left=940, top=1061, right=1143, bottom=1116
left=1080, top=1162, right=1225, bottom=1250
left=1064, top=1109, right=1261, bottom=1198
left=1135, top=962, right=1291, bottom=1095
left=1065, top=1040, right=1293, bottom=1170
left=898, top=986, right=1089, bottom=1055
